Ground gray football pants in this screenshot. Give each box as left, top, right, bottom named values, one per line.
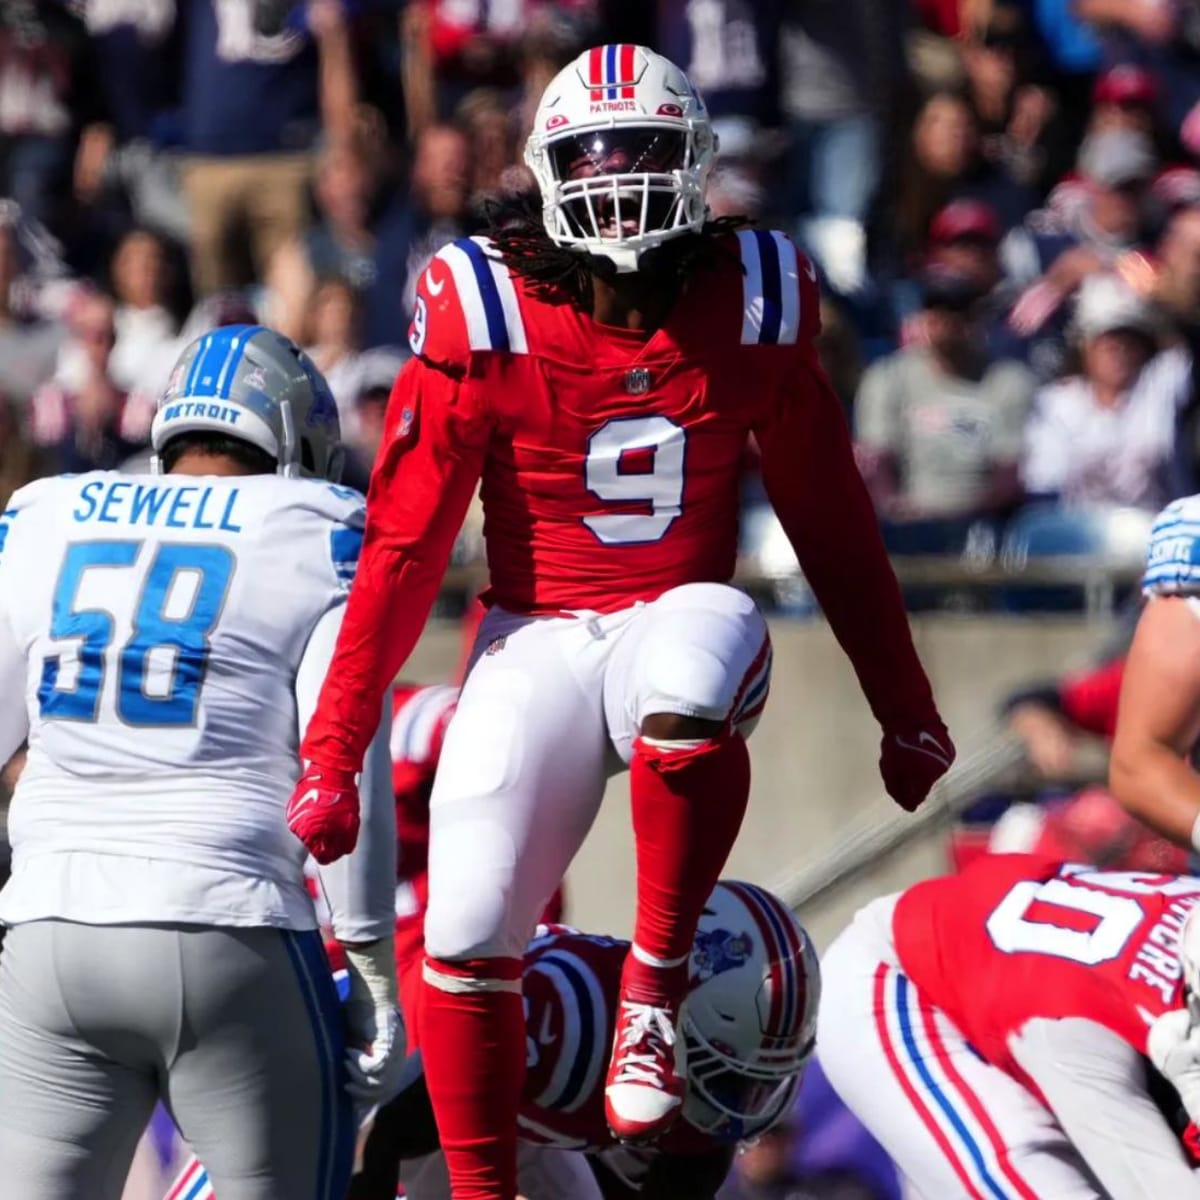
left=0, top=920, right=354, bottom=1200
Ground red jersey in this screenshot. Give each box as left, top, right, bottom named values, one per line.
left=305, top=232, right=936, bottom=772
left=894, top=854, right=1200, bottom=1092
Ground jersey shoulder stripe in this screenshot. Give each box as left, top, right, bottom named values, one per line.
left=736, top=229, right=804, bottom=346
left=1143, top=495, right=1200, bottom=596
left=435, top=236, right=529, bottom=355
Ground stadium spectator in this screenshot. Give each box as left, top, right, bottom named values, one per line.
left=927, top=199, right=1005, bottom=291
left=270, top=123, right=469, bottom=349
left=780, top=0, right=905, bottom=295
left=895, top=91, right=1034, bottom=277
left=79, top=0, right=185, bottom=241
left=179, top=0, right=360, bottom=295
left=107, top=229, right=179, bottom=394
left=960, top=2, right=1054, bottom=191
left=1090, top=63, right=1161, bottom=137
left=1150, top=205, right=1200, bottom=492
left=454, top=87, right=516, bottom=201
left=27, top=291, right=152, bottom=474
left=343, top=347, right=407, bottom=473
left=1002, top=127, right=1159, bottom=383
left=0, top=0, right=104, bottom=237
left=306, top=276, right=368, bottom=418
left=0, top=394, right=37, bottom=508
left=1020, top=272, right=1188, bottom=510
left=0, top=218, right=62, bottom=406
left=656, top=0, right=783, bottom=171
left=855, top=266, right=1034, bottom=532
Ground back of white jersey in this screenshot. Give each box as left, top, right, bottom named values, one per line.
left=0, top=470, right=365, bottom=928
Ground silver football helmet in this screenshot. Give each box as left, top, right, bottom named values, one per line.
left=150, top=324, right=344, bottom=481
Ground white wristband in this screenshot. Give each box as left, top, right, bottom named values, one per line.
left=1189, top=810, right=1200, bottom=856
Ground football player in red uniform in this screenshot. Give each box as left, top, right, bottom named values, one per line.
left=288, top=43, right=953, bottom=1197
left=351, top=880, right=819, bottom=1200
left=819, top=853, right=1200, bottom=1199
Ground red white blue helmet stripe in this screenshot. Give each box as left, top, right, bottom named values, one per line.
left=723, top=880, right=807, bottom=1043
left=587, top=44, right=640, bottom=100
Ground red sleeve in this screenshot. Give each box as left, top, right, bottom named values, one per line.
left=753, top=349, right=938, bottom=729
left=1058, top=657, right=1126, bottom=741
left=301, top=359, right=491, bottom=773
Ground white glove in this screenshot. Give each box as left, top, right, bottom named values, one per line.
left=1149, top=1007, right=1200, bottom=1122
left=342, top=937, right=408, bottom=1106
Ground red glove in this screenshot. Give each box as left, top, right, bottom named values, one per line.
left=287, top=763, right=361, bottom=864
left=1183, top=1120, right=1200, bottom=1167
left=879, top=720, right=955, bottom=812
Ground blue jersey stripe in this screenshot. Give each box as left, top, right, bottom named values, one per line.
left=895, top=975, right=1011, bottom=1200
left=460, top=239, right=509, bottom=352
left=330, top=526, right=364, bottom=583
left=754, top=230, right=783, bottom=346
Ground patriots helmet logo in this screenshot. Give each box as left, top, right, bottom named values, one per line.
left=692, top=928, right=753, bottom=983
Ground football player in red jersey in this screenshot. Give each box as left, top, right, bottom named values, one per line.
left=288, top=43, right=953, bottom=1197
left=351, top=880, right=819, bottom=1200
left=819, top=854, right=1200, bottom=1199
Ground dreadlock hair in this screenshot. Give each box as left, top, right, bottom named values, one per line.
left=159, top=430, right=277, bottom=476
left=483, top=192, right=750, bottom=308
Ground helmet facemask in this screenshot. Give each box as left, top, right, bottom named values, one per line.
left=682, top=1011, right=813, bottom=1140
left=533, top=125, right=708, bottom=271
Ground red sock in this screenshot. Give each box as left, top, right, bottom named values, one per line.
left=420, top=957, right=525, bottom=1200
left=624, top=733, right=751, bottom=1006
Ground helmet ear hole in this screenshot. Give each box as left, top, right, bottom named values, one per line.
left=300, top=438, right=316, bottom=474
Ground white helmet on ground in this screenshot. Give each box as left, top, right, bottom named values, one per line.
left=150, top=324, right=344, bottom=481
left=682, top=880, right=820, bottom=1143
left=524, top=44, right=717, bottom=273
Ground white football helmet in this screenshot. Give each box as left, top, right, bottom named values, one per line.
left=150, top=324, right=345, bottom=481
left=524, top=44, right=717, bottom=273
left=682, top=881, right=820, bottom=1142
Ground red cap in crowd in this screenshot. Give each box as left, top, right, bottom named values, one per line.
left=929, top=200, right=1002, bottom=246
left=1092, top=64, right=1158, bottom=108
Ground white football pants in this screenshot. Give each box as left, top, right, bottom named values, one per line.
left=817, top=896, right=1106, bottom=1200
left=424, top=582, right=771, bottom=963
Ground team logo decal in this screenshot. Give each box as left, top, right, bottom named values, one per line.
left=624, top=368, right=652, bottom=395
left=243, top=367, right=268, bottom=392
left=693, top=928, right=753, bottom=982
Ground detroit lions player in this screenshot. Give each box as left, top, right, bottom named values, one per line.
left=1112, top=494, right=1200, bottom=854
left=0, top=326, right=403, bottom=1200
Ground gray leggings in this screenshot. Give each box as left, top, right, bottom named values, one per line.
left=0, top=920, right=354, bottom=1200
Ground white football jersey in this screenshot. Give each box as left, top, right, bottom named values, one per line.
left=0, top=470, right=366, bottom=929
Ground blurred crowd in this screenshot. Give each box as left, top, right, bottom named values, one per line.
left=1, top=0, right=1199, bottom=581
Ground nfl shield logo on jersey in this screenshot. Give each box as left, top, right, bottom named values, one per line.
left=624, top=368, right=652, bottom=395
